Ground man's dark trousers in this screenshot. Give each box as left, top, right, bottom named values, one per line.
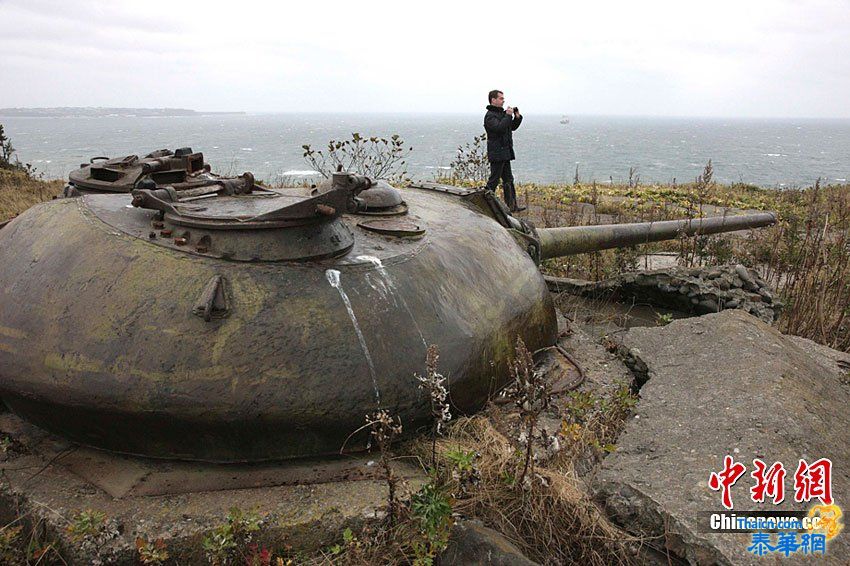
left=487, top=160, right=517, bottom=209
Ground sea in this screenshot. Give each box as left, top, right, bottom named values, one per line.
left=1, top=113, right=848, bottom=187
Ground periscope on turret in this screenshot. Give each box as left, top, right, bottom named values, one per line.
left=0, top=151, right=777, bottom=462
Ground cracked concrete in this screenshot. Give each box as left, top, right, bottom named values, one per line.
left=595, top=310, right=850, bottom=565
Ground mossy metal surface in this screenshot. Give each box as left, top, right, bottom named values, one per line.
left=0, top=187, right=556, bottom=461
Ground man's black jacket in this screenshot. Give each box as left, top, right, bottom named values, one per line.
left=484, top=104, right=523, bottom=162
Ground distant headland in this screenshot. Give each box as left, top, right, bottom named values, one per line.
left=0, top=107, right=244, bottom=118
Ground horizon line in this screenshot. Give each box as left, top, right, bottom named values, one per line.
left=3, top=108, right=850, bottom=121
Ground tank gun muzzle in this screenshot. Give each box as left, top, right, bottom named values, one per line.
left=536, top=212, right=777, bottom=260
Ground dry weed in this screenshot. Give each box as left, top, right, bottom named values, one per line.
left=423, top=415, right=639, bottom=565
left=0, top=168, right=63, bottom=220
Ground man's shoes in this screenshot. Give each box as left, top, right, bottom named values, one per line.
left=510, top=205, right=527, bottom=213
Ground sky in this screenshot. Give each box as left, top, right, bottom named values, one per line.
left=1, top=0, right=849, bottom=118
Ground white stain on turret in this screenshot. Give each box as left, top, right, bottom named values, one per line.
left=357, top=255, right=427, bottom=347
left=326, top=269, right=381, bottom=405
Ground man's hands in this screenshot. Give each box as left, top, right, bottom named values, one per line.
left=506, top=106, right=514, bottom=116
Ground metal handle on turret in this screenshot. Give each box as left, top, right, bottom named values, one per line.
left=536, top=212, right=777, bottom=260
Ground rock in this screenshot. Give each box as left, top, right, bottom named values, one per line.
left=550, top=265, right=782, bottom=323
left=787, top=335, right=850, bottom=388
left=596, top=310, right=850, bottom=565
left=734, top=264, right=753, bottom=284
left=442, top=520, right=539, bottom=565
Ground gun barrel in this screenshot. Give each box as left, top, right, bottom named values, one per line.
left=536, top=212, right=777, bottom=260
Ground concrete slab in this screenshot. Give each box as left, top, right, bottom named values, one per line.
left=595, top=310, right=850, bottom=564
left=0, top=413, right=424, bottom=564
left=56, top=444, right=404, bottom=499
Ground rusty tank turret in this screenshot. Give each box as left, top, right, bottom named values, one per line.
left=0, top=162, right=776, bottom=462
left=64, top=147, right=212, bottom=196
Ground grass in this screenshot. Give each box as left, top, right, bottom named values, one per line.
left=500, top=176, right=850, bottom=353
left=308, top=413, right=639, bottom=565
left=423, top=415, right=637, bottom=564
left=320, top=340, right=642, bottom=565
left=0, top=168, right=63, bottom=221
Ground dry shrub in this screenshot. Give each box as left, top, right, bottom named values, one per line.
left=448, top=133, right=489, bottom=184
left=752, top=182, right=850, bottom=350
left=429, top=415, right=637, bottom=565
left=302, top=133, right=412, bottom=184
left=518, top=175, right=850, bottom=353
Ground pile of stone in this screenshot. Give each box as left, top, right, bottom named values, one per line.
left=547, top=264, right=781, bottom=323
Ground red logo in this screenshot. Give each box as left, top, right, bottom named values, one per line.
left=709, top=455, right=747, bottom=510
left=751, top=459, right=787, bottom=504
left=794, top=459, right=833, bottom=505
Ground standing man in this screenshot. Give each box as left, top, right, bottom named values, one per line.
left=484, top=89, right=525, bottom=212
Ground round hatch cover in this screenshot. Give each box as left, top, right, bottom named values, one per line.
left=357, top=218, right=425, bottom=238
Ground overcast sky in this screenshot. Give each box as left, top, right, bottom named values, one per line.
left=2, top=0, right=849, bottom=118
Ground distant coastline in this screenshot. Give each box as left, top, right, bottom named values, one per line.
left=0, top=107, right=244, bottom=118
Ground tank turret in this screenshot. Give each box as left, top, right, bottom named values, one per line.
left=64, top=147, right=211, bottom=196
left=0, top=167, right=776, bottom=462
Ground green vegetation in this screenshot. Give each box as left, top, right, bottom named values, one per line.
left=202, top=507, right=264, bottom=565
left=324, top=340, right=636, bottom=565
left=0, top=125, right=14, bottom=167
left=67, top=509, right=106, bottom=542
left=135, top=536, right=170, bottom=565
left=655, top=312, right=674, bottom=326
left=409, top=481, right=453, bottom=565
